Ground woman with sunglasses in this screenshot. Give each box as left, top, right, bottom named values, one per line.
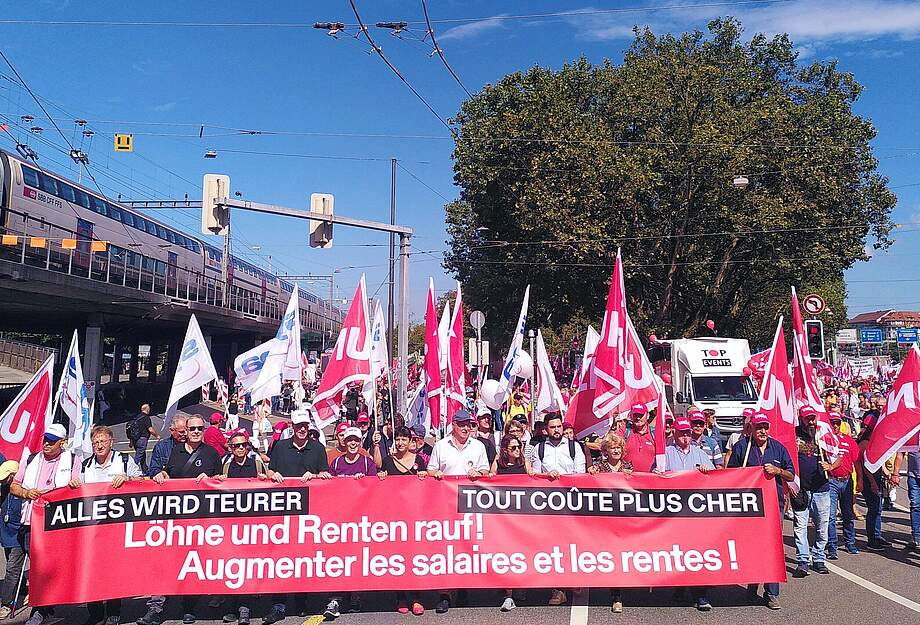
left=587, top=435, right=632, bottom=613
left=488, top=434, right=533, bottom=612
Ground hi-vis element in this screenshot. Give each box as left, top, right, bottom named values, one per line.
left=201, top=174, right=230, bottom=235
left=309, top=193, right=334, bottom=248
left=114, top=133, right=133, bottom=152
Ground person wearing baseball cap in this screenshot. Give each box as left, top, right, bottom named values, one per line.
left=825, top=412, right=860, bottom=558
left=658, top=416, right=714, bottom=612
left=726, top=411, right=795, bottom=609
left=204, top=412, right=228, bottom=457
left=624, top=403, right=656, bottom=472
left=689, top=411, right=723, bottom=468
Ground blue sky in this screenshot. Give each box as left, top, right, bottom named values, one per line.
left=2, top=0, right=920, bottom=322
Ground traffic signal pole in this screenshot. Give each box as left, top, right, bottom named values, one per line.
left=214, top=196, right=414, bottom=414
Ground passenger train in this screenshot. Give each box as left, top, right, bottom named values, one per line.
left=0, top=148, right=342, bottom=334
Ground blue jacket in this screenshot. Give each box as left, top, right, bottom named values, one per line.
left=148, top=436, right=177, bottom=477
left=0, top=490, right=22, bottom=548
left=727, top=437, right=796, bottom=506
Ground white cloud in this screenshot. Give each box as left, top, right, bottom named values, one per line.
left=439, top=15, right=508, bottom=41
left=153, top=101, right=177, bottom=112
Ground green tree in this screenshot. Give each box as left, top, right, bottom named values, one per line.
left=444, top=19, right=894, bottom=350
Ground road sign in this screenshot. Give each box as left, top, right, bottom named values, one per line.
left=860, top=327, right=883, bottom=344
left=469, top=310, right=486, bottom=330
left=836, top=328, right=858, bottom=344
left=896, top=327, right=919, bottom=346
left=114, top=133, right=133, bottom=152
left=802, top=293, right=825, bottom=315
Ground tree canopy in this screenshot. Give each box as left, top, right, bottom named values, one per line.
left=443, top=19, right=895, bottom=351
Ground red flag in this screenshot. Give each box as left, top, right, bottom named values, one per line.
left=0, top=354, right=54, bottom=462
left=313, top=276, right=372, bottom=426
left=864, top=346, right=920, bottom=472
left=424, top=278, right=444, bottom=429
left=592, top=251, right=628, bottom=420
left=790, top=287, right=840, bottom=455
left=757, top=318, right=800, bottom=482
left=747, top=349, right=771, bottom=380
left=446, top=283, right=467, bottom=423
left=569, top=328, right=600, bottom=438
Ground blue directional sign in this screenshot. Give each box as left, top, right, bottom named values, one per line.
left=896, top=327, right=919, bottom=346
left=860, top=327, right=883, bottom=344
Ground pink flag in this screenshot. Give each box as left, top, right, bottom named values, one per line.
left=313, top=276, right=372, bottom=426
left=424, top=278, right=445, bottom=429
left=757, top=318, right=800, bottom=481
left=446, top=283, right=467, bottom=423
left=790, top=287, right=840, bottom=456
left=0, top=354, right=54, bottom=462
left=864, top=346, right=920, bottom=472
left=747, top=349, right=771, bottom=380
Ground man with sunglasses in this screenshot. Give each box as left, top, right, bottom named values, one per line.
left=9, top=423, right=77, bottom=625
left=726, top=412, right=795, bottom=610
left=263, top=410, right=331, bottom=624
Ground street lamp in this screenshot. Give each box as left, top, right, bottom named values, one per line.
left=732, top=175, right=749, bottom=190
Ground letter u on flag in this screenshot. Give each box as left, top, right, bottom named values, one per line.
left=164, top=315, right=218, bottom=426
left=0, top=354, right=54, bottom=462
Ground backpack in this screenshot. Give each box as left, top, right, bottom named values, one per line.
left=126, top=416, right=145, bottom=442
left=82, top=451, right=130, bottom=475
left=538, top=438, right=578, bottom=463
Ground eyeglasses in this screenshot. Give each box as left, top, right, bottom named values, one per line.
left=230, top=442, right=249, bottom=449
left=187, top=425, right=204, bottom=432
left=507, top=444, right=521, bottom=450
left=92, top=439, right=111, bottom=446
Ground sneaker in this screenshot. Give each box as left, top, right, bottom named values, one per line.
left=866, top=540, right=885, bottom=551
left=826, top=551, right=839, bottom=560
left=182, top=615, right=196, bottom=625
left=813, top=562, right=830, bottom=574
left=435, top=598, right=450, bottom=614
left=548, top=590, right=567, bottom=606
left=792, top=565, right=810, bottom=578
left=261, top=608, right=285, bottom=625
left=501, top=597, right=516, bottom=612
left=348, top=595, right=361, bottom=613
left=765, top=594, right=781, bottom=610
left=411, top=602, right=425, bottom=616
left=696, top=598, right=712, bottom=612
left=323, top=599, right=340, bottom=620
left=238, top=607, right=250, bottom=625
left=0, top=606, right=11, bottom=621
left=136, top=611, right=163, bottom=625
left=222, top=613, right=236, bottom=623
left=844, top=544, right=860, bottom=554
left=611, top=600, right=623, bottom=613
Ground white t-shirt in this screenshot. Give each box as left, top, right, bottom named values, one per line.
left=531, top=438, right=586, bottom=475
left=429, top=436, right=489, bottom=476
left=80, top=450, right=144, bottom=484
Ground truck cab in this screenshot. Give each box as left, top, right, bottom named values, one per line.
left=659, top=338, right=758, bottom=438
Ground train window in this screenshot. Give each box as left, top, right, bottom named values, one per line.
left=91, top=197, right=107, bottom=216
left=38, top=172, right=58, bottom=195
left=73, top=188, right=91, bottom=209
left=107, top=204, right=121, bottom=222
left=156, top=225, right=167, bottom=239
left=58, top=183, right=76, bottom=204
left=21, top=165, right=39, bottom=188
left=145, top=221, right=157, bottom=236
left=121, top=211, right=134, bottom=227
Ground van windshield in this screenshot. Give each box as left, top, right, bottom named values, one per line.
left=691, top=376, right=757, bottom=402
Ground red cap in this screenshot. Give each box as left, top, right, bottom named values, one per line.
left=335, top=422, right=349, bottom=435
left=750, top=412, right=770, bottom=427
left=689, top=411, right=706, bottom=423
left=630, top=403, right=648, bottom=416
left=210, top=412, right=224, bottom=424
left=741, top=407, right=756, bottom=418
left=863, top=413, right=878, bottom=429
left=357, top=413, right=370, bottom=424
left=673, top=417, right=692, bottom=431
left=799, top=406, right=818, bottom=419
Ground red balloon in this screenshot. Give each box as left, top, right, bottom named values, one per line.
left=742, top=367, right=752, bottom=377
left=649, top=334, right=658, bottom=344
left=706, top=319, right=716, bottom=330
left=661, top=373, right=672, bottom=385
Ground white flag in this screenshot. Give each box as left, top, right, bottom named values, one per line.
left=233, top=338, right=279, bottom=393
left=58, top=330, right=92, bottom=457
left=250, top=288, right=301, bottom=404
left=165, top=314, right=218, bottom=425
left=406, top=375, right=430, bottom=436
left=535, top=330, right=566, bottom=416
left=496, top=285, right=530, bottom=406
left=370, top=300, right=389, bottom=379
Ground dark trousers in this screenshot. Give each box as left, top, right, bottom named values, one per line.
left=87, top=598, right=122, bottom=622
left=1, top=540, right=26, bottom=607
left=133, top=436, right=150, bottom=473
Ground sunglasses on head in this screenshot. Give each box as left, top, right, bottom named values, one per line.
left=187, top=425, right=204, bottom=431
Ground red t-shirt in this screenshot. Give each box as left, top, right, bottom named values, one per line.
left=204, top=425, right=228, bottom=457
left=624, top=429, right=656, bottom=472
left=829, top=434, right=859, bottom=478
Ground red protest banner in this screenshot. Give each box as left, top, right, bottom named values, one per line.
left=30, top=468, right=785, bottom=606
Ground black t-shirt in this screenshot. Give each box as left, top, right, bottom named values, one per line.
left=269, top=438, right=329, bottom=477
left=134, top=413, right=153, bottom=439
left=497, top=462, right=527, bottom=475
left=225, top=456, right=259, bottom=478
left=164, top=443, right=222, bottom=478
left=477, top=434, right=497, bottom=466
left=381, top=453, right=427, bottom=475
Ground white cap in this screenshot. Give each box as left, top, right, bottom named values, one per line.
left=291, top=410, right=311, bottom=425
left=44, top=423, right=67, bottom=441
left=344, top=427, right=362, bottom=441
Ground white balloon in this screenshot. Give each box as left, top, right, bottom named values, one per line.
left=512, top=351, right=534, bottom=379
left=479, top=379, right=503, bottom=410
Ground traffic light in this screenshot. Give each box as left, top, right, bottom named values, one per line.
left=805, top=319, right=825, bottom=360
left=201, top=174, right=230, bottom=235
left=309, top=193, right=334, bottom=249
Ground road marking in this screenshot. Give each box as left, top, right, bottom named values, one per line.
left=826, top=562, right=920, bottom=613
left=302, top=616, right=326, bottom=625
left=569, top=588, right=589, bottom=625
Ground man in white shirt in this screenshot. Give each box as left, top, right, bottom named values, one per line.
left=531, top=413, right=586, bottom=477
left=69, top=425, right=143, bottom=625
left=428, top=409, right=488, bottom=614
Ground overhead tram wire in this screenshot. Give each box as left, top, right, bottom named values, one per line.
left=346, top=0, right=456, bottom=135
left=420, top=0, right=472, bottom=99
left=396, top=161, right=453, bottom=203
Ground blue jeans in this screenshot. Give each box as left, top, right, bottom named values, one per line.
left=793, top=490, right=830, bottom=565
left=827, top=477, right=856, bottom=552
left=908, top=474, right=920, bottom=543
left=862, top=483, right=883, bottom=541
left=133, top=436, right=149, bottom=473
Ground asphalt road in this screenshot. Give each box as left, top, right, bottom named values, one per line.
left=3, top=418, right=917, bottom=625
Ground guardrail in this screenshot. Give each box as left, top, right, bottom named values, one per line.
left=0, top=337, right=58, bottom=373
